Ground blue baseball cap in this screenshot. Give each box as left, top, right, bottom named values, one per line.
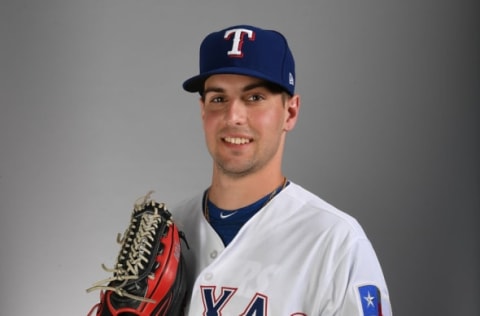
left=182, top=25, right=296, bottom=96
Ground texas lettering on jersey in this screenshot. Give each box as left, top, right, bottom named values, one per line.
left=200, top=285, right=306, bottom=316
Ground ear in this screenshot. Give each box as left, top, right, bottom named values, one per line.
left=284, top=94, right=300, bottom=131
left=199, top=97, right=205, bottom=120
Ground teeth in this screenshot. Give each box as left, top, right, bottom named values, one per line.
left=224, top=137, right=251, bottom=145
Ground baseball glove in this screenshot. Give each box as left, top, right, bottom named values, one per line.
left=86, top=191, right=188, bottom=316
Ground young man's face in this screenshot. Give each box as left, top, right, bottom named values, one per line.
left=200, top=74, right=299, bottom=178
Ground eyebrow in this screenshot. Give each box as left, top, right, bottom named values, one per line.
left=203, top=81, right=270, bottom=96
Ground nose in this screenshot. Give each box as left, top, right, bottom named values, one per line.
left=225, top=99, right=247, bottom=126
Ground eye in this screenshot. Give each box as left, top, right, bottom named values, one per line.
left=208, top=96, right=226, bottom=104
left=246, top=94, right=265, bottom=102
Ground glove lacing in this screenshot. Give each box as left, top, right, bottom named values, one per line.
left=86, top=191, right=169, bottom=304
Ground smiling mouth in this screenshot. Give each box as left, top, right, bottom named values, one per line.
left=223, top=137, right=252, bottom=145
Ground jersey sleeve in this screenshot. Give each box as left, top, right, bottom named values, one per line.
left=330, top=237, right=392, bottom=316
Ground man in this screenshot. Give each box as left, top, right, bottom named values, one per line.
left=173, top=24, right=392, bottom=315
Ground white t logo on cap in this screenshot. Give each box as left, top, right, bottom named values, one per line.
left=224, top=28, right=255, bottom=57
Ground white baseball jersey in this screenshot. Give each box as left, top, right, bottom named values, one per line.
left=172, top=182, right=392, bottom=315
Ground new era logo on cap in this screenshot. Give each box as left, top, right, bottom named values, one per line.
left=183, top=25, right=296, bottom=96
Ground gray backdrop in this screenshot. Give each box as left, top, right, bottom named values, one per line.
left=1, top=0, right=478, bottom=315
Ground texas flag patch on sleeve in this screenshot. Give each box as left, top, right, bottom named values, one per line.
left=357, top=285, right=383, bottom=316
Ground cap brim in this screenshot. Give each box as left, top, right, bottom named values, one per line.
left=182, top=67, right=287, bottom=94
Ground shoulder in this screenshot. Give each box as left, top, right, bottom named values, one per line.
left=274, top=182, right=366, bottom=238
left=275, top=184, right=391, bottom=302
left=170, top=194, right=202, bottom=215
left=167, top=193, right=203, bottom=229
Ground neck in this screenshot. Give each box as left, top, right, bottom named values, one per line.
left=207, top=170, right=286, bottom=210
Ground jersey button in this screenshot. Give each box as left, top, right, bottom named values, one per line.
left=204, top=272, right=213, bottom=281
left=210, top=250, right=218, bottom=259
